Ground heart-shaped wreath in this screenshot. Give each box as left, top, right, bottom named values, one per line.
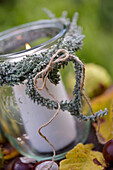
left=0, top=11, right=108, bottom=121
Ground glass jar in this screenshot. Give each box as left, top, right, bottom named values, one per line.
left=0, top=19, right=90, bottom=161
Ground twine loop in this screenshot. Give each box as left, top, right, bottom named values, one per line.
left=33, top=49, right=94, bottom=169
left=33, top=49, right=69, bottom=169
left=34, top=49, right=69, bottom=91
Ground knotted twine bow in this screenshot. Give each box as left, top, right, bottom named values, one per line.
left=34, top=49, right=94, bottom=169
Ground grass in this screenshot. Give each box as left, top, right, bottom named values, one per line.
left=0, top=0, right=113, bottom=78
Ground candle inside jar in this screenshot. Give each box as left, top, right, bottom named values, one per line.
left=13, top=78, right=77, bottom=152
left=8, top=43, right=77, bottom=153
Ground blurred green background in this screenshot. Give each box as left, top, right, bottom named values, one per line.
left=0, top=0, right=113, bottom=78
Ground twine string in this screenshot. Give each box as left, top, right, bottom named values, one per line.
left=34, top=49, right=94, bottom=169
left=34, top=49, right=69, bottom=169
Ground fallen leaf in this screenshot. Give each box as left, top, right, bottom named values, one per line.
left=2, top=144, right=19, bottom=160
left=89, top=86, right=113, bottom=143
left=59, top=143, right=107, bottom=170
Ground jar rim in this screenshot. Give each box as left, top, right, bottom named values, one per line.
left=0, top=20, right=67, bottom=61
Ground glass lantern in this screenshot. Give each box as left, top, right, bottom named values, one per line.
left=0, top=19, right=90, bottom=161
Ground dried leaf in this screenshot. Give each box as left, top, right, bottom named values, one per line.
left=59, top=143, right=107, bottom=170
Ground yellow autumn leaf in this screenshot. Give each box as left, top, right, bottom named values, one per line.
left=4, top=149, right=19, bottom=160
left=2, top=146, right=19, bottom=160
left=89, top=86, right=113, bottom=143
left=59, top=143, right=107, bottom=170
